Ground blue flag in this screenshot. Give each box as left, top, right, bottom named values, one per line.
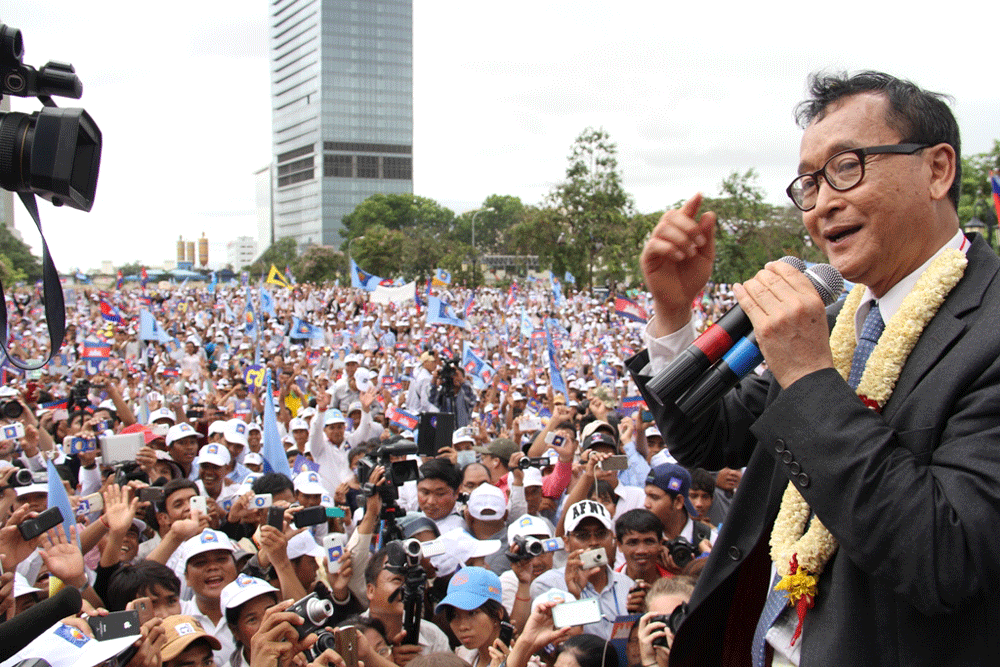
left=242, top=289, right=257, bottom=335
left=546, top=332, right=568, bottom=398
left=427, top=296, right=468, bottom=329
left=207, top=272, right=217, bottom=295
left=290, top=318, right=324, bottom=340
left=139, top=310, right=171, bottom=343
left=520, top=308, right=533, bottom=339
left=224, top=303, right=235, bottom=321
left=261, top=371, right=293, bottom=479
left=350, top=258, right=381, bottom=291
left=47, top=457, right=77, bottom=541
left=564, top=271, right=575, bottom=285
left=260, top=285, right=276, bottom=317
left=550, top=272, right=565, bottom=307
left=462, top=342, right=495, bottom=390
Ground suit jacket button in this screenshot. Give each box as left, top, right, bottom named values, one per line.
left=789, top=461, right=801, bottom=475
left=774, top=439, right=786, bottom=453
left=728, top=546, right=742, bottom=560
left=798, top=473, right=810, bottom=487
left=781, top=451, right=793, bottom=464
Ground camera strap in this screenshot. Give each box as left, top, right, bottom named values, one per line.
left=0, top=192, right=66, bottom=371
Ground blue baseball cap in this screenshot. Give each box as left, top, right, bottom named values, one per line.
left=434, top=566, right=503, bottom=614
left=645, top=463, right=698, bottom=517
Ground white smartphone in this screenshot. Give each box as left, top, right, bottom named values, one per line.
left=101, top=432, right=145, bottom=465
left=250, top=493, right=273, bottom=509
left=598, top=455, right=630, bottom=471
left=324, top=533, right=347, bottom=573
left=1, top=423, right=24, bottom=441
left=189, top=495, right=208, bottom=515
left=580, top=547, right=608, bottom=570
left=77, top=492, right=104, bottom=516
left=552, top=598, right=602, bottom=628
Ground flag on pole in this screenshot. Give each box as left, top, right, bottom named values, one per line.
left=139, top=309, right=171, bottom=343
left=462, top=342, right=495, bottom=390
left=99, top=299, right=124, bottom=324
left=506, top=281, right=518, bottom=308
left=207, top=272, right=217, bottom=295
left=47, top=457, right=77, bottom=541
left=82, top=341, right=111, bottom=375
left=349, top=258, right=381, bottom=291
left=140, top=267, right=149, bottom=290
left=260, top=285, right=276, bottom=317
left=242, top=293, right=257, bottom=335
left=432, top=268, right=451, bottom=286
left=614, top=295, right=648, bottom=323
left=115, top=270, right=124, bottom=290
left=991, top=171, right=1000, bottom=227
left=463, top=291, right=475, bottom=319
left=564, top=271, right=575, bottom=285
left=385, top=405, right=419, bottom=430
left=284, top=265, right=296, bottom=286
left=266, top=264, right=291, bottom=289
left=261, top=371, right=293, bottom=479
left=290, top=318, right=325, bottom=340
left=620, top=396, right=647, bottom=417
left=426, top=296, right=469, bottom=329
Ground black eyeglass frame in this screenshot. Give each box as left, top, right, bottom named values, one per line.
left=786, top=143, right=930, bottom=211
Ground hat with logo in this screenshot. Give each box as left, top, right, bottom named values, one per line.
left=434, top=566, right=504, bottom=614
left=506, top=514, right=554, bottom=546
left=221, top=574, right=279, bottom=612
left=224, top=419, right=250, bottom=448
left=198, top=443, right=230, bottom=468
left=294, top=470, right=326, bottom=495
left=581, top=420, right=619, bottom=444
left=467, top=483, right=507, bottom=521
left=473, top=437, right=519, bottom=461
left=324, top=409, right=346, bottom=426
left=182, top=528, right=235, bottom=564
left=564, top=499, right=613, bottom=533
left=148, top=407, right=176, bottom=425
left=645, top=463, right=698, bottom=516
left=289, top=417, right=309, bottom=432
left=452, top=426, right=476, bottom=446
left=166, top=422, right=198, bottom=447
left=161, top=615, right=223, bottom=662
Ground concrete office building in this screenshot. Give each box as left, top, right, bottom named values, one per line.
left=268, top=0, right=413, bottom=250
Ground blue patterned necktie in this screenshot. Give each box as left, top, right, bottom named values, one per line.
left=848, top=302, right=885, bottom=389
left=751, top=571, right=787, bottom=667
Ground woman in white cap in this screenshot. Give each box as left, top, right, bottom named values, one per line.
left=222, top=574, right=280, bottom=667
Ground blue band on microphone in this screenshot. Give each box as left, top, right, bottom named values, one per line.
left=722, top=337, right=763, bottom=378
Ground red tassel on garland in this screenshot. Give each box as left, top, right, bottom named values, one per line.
left=787, top=554, right=815, bottom=646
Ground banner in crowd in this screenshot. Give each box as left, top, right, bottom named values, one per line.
left=620, top=395, right=647, bottom=417
left=243, top=364, right=267, bottom=389
left=369, top=281, right=416, bottom=305
left=432, top=268, right=451, bottom=286
left=386, top=404, right=418, bottom=430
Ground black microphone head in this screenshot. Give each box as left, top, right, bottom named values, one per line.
left=777, top=256, right=807, bottom=272
left=803, top=264, right=844, bottom=306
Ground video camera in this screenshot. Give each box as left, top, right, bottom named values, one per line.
left=384, top=540, right=427, bottom=646
left=506, top=535, right=564, bottom=563
left=0, top=22, right=102, bottom=211
left=357, top=439, right=420, bottom=544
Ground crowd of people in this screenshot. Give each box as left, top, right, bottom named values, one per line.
left=0, top=274, right=741, bottom=667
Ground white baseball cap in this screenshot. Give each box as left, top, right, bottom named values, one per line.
left=507, top=514, right=554, bottom=545
left=198, top=443, right=230, bottom=468
left=564, top=499, right=613, bottom=533
left=293, top=470, right=326, bottom=495
left=166, top=422, right=198, bottom=447
left=244, top=452, right=264, bottom=467
left=221, top=574, right=279, bottom=611
left=522, top=467, right=543, bottom=488
left=224, top=419, right=249, bottom=448
left=148, top=407, right=176, bottom=425
left=182, top=529, right=235, bottom=564
left=467, top=483, right=507, bottom=521
left=208, top=420, right=228, bottom=436
left=286, top=531, right=326, bottom=560
left=324, top=409, right=346, bottom=426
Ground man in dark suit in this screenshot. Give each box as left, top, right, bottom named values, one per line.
left=628, top=71, right=1000, bottom=666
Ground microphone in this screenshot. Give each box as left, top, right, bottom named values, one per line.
left=646, top=256, right=807, bottom=406
left=0, top=586, right=83, bottom=661
left=674, top=264, right=844, bottom=421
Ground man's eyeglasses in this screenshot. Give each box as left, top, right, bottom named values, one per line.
left=570, top=528, right=610, bottom=542
left=786, top=143, right=929, bottom=211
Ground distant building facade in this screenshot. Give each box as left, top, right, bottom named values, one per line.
left=268, top=0, right=414, bottom=250
left=227, top=236, right=258, bottom=270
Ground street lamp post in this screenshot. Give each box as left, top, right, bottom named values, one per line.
left=471, top=207, right=495, bottom=287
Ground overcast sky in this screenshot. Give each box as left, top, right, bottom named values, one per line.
left=3, top=1, right=999, bottom=272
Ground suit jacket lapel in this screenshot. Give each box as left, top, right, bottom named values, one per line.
left=882, top=236, right=1000, bottom=420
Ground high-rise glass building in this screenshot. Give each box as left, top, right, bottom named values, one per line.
left=268, top=0, right=413, bottom=249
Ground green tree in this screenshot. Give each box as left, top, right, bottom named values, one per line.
left=294, top=245, right=344, bottom=283
left=0, top=224, right=41, bottom=281
left=246, top=238, right=297, bottom=276
left=341, top=194, right=455, bottom=242
left=116, top=261, right=144, bottom=276
left=548, top=128, right=633, bottom=289
left=959, top=140, right=1000, bottom=248
left=0, top=253, right=27, bottom=288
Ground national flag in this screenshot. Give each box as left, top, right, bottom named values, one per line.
left=99, top=299, right=124, bottom=324
left=40, top=399, right=68, bottom=411
left=426, top=296, right=469, bottom=329
left=621, top=396, right=646, bottom=413
left=162, top=368, right=180, bottom=378
left=991, top=171, right=1000, bottom=226
left=520, top=308, right=533, bottom=339
left=140, top=267, right=148, bottom=290
left=385, top=405, right=419, bottom=430
left=432, top=268, right=451, bottom=286
left=462, top=342, right=495, bottom=390
left=506, top=281, right=518, bottom=308
left=615, top=295, right=648, bottom=323
left=115, top=270, right=124, bottom=290
left=82, top=341, right=111, bottom=375
left=284, top=265, right=296, bottom=285
left=266, top=264, right=291, bottom=289
left=290, top=318, right=324, bottom=340
left=261, top=370, right=293, bottom=479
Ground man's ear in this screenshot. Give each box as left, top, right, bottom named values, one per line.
left=366, top=582, right=375, bottom=602
left=926, top=142, right=957, bottom=202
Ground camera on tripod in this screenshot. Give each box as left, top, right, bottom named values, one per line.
left=357, top=441, right=420, bottom=496
left=0, top=22, right=102, bottom=210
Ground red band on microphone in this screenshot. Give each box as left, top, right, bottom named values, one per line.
left=693, top=324, right=733, bottom=363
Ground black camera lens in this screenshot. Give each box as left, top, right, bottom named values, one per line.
left=10, top=468, right=33, bottom=487
left=1, top=400, right=22, bottom=419
left=518, top=458, right=532, bottom=471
